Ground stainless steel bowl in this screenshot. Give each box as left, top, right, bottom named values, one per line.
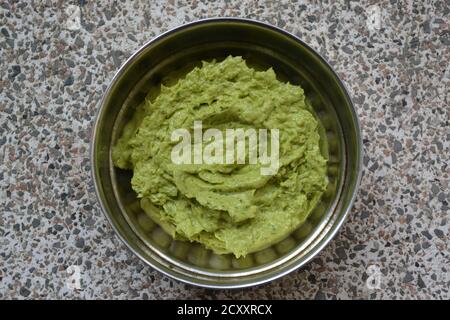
left=91, top=18, right=362, bottom=288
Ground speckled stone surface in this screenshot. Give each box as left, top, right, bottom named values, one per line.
left=0, top=0, right=448, bottom=300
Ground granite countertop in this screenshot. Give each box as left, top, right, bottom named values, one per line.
left=0, top=0, right=448, bottom=299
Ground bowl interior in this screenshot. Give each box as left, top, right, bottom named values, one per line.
left=92, top=19, right=361, bottom=288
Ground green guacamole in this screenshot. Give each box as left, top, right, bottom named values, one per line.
left=113, top=56, right=328, bottom=258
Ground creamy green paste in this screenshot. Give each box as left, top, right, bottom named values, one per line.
left=113, top=56, right=328, bottom=257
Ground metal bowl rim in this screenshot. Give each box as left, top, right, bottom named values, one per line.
left=90, top=17, right=363, bottom=289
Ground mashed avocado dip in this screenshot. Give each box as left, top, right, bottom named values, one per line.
left=112, top=56, right=328, bottom=258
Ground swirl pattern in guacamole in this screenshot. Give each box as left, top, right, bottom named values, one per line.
left=113, top=56, right=328, bottom=258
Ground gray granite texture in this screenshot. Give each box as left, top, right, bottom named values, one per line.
left=0, top=0, right=448, bottom=300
